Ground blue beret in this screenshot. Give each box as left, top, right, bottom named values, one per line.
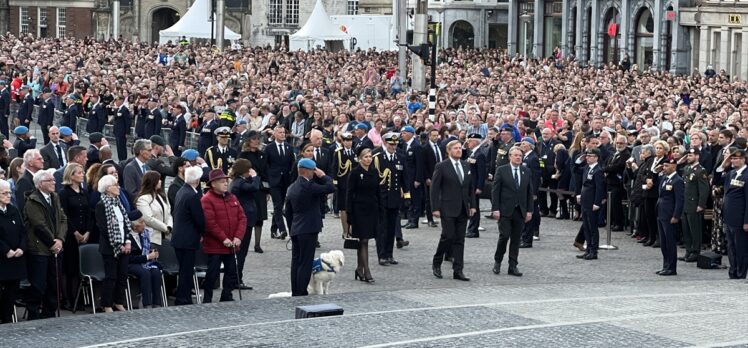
left=181, top=149, right=199, bottom=161
left=402, top=126, right=415, bottom=134
left=521, top=137, right=536, bottom=146
left=355, top=123, right=369, bottom=131
left=128, top=210, right=143, bottom=221
left=236, top=119, right=248, bottom=126
left=13, top=126, right=28, bottom=135
left=59, top=127, right=73, bottom=136
left=298, top=158, right=317, bottom=170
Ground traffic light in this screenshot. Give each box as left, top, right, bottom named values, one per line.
left=408, top=43, right=430, bottom=63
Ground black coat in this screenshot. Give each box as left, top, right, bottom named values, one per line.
left=492, top=164, right=534, bottom=216
left=230, top=175, right=261, bottom=228
left=240, top=149, right=269, bottom=221
left=430, top=159, right=474, bottom=218
left=113, top=105, right=131, bottom=137
left=86, top=103, right=107, bottom=134
left=38, top=98, right=55, bottom=127
left=59, top=185, right=92, bottom=241
left=170, top=185, right=206, bottom=250
left=603, top=148, right=631, bottom=187
left=15, top=170, right=34, bottom=216
left=170, top=114, right=187, bottom=151
left=0, top=204, right=27, bottom=281
left=346, top=165, right=382, bottom=239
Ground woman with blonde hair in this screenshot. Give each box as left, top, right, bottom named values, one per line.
left=59, top=162, right=92, bottom=309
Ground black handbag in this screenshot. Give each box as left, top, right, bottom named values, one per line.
left=343, top=237, right=360, bottom=250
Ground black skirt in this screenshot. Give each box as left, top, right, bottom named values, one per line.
left=253, top=191, right=269, bottom=223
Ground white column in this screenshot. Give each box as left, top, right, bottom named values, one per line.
left=561, top=0, right=568, bottom=56
left=216, top=0, right=225, bottom=50
left=112, top=0, right=120, bottom=39
left=507, top=0, right=518, bottom=56
left=698, top=25, right=709, bottom=73
left=652, top=0, right=662, bottom=70
left=533, top=0, right=544, bottom=57
left=620, top=0, right=630, bottom=60
left=742, top=29, right=748, bottom=81
left=720, top=26, right=729, bottom=73
left=590, top=0, right=600, bottom=67
left=397, top=0, right=407, bottom=84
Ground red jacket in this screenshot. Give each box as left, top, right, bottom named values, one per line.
left=200, top=190, right=247, bottom=254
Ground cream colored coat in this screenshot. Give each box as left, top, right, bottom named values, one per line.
left=136, top=194, right=173, bottom=245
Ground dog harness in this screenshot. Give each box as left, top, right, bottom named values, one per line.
left=312, top=258, right=335, bottom=274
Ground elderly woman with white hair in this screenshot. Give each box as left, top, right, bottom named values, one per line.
left=94, top=174, right=131, bottom=313
left=0, top=179, right=26, bottom=323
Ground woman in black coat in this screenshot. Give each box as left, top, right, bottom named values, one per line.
left=553, top=144, right=571, bottom=219
left=346, top=148, right=381, bottom=283
left=58, top=163, right=92, bottom=309
left=229, top=159, right=260, bottom=289
left=239, top=131, right=269, bottom=252
left=0, top=179, right=26, bottom=323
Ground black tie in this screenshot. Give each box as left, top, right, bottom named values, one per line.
left=315, top=148, right=320, bottom=162
left=56, top=144, right=64, bottom=168
left=455, top=162, right=464, bottom=184
left=434, top=144, right=441, bottom=162
left=279, top=144, right=284, bottom=157
left=514, top=167, right=520, bottom=189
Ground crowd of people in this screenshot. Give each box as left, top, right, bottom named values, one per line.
left=1, top=32, right=748, bottom=323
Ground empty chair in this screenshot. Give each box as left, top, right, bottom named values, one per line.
left=73, top=244, right=105, bottom=314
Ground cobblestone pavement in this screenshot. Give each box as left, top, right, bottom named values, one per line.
left=2, top=206, right=747, bottom=347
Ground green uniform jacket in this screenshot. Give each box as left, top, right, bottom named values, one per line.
left=24, top=190, right=68, bottom=256
left=682, top=163, right=709, bottom=214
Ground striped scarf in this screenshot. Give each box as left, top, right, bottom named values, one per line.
left=103, top=194, right=132, bottom=257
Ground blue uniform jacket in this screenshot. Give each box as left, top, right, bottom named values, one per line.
left=284, top=175, right=335, bottom=237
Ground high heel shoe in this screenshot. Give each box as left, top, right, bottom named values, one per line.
left=355, top=269, right=366, bottom=281
left=364, top=276, right=375, bottom=283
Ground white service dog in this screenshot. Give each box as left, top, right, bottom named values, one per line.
left=308, top=250, right=345, bottom=295
left=267, top=250, right=345, bottom=298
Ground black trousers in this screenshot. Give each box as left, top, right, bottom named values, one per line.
left=101, top=254, right=128, bottom=308
left=236, top=226, right=252, bottom=284
left=521, top=201, right=540, bottom=244
left=174, top=248, right=196, bottom=306
left=291, top=234, right=318, bottom=296
left=433, top=210, right=468, bottom=272
left=202, top=253, right=237, bottom=303
left=40, top=124, right=51, bottom=145
left=270, top=186, right=288, bottom=233
left=127, top=265, right=162, bottom=306
left=657, top=218, right=678, bottom=273
left=725, top=224, right=748, bottom=279
left=407, top=185, right=424, bottom=226
left=495, top=207, right=525, bottom=267
left=377, top=208, right=398, bottom=260
left=642, top=198, right=658, bottom=241
left=0, top=279, right=20, bottom=323
left=682, top=212, right=704, bottom=255
left=0, top=115, right=8, bottom=139
left=26, top=254, right=61, bottom=319
left=467, top=199, right=481, bottom=234
left=424, top=185, right=435, bottom=223
left=609, top=185, right=625, bottom=227
left=115, top=134, right=128, bottom=161
left=538, top=178, right=558, bottom=214
left=582, top=208, right=600, bottom=255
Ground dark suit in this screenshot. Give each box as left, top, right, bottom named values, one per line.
left=492, top=164, right=534, bottom=268
left=576, top=163, right=606, bottom=256
left=537, top=139, right=557, bottom=215
left=86, top=103, right=107, bottom=134
left=113, top=105, right=131, bottom=161
left=38, top=98, right=55, bottom=144
left=123, top=159, right=148, bottom=199
left=144, top=108, right=163, bottom=139
left=430, top=158, right=474, bottom=272
left=15, top=170, right=35, bottom=216
left=521, top=150, right=542, bottom=245
left=0, top=87, right=10, bottom=138
left=62, top=103, right=80, bottom=133
left=464, top=145, right=487, bottom=235
left=657, top=173, right=684, bottom=273
left=40, top=141, right=68, bottom=170
left=721, top=167, right=748, bottom=279
left=170, top=184, right=205, bottom=305
left=603, top=148, right=631, bottom=228
left=170, top=114, right=187, bottom=156
left=18, top=94, right=34, bottom=127
left=423, top=141, right=444, bottom=224
left=284, top=175, right=335, bottom=296
left=265, top=141, right=294, bottom=235
left=682, top=163, right=709, bottom=257
left=197, top=120, right=218, bottom=156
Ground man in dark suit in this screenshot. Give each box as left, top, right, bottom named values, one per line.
left=231, top=120, right=250, bottom=154
left=86, top=95, right=107, bottom=134
left=491, top=147, right=533, bottom=276
left=62, top=94, right=81, bottom=133
left=603, top=134, right=631, bottom=230
left=430, top=139, right=474, bottom=281
left=464, top=133, right=487, bottom=238
left=143, top=98, right=163, bottom=139
left=170, top=166, right=206, bottom=305
left=575, top=148, right=607, bottom=260
left=423, top=129, right=443, bottom=228
left=0, top=80, right=10, bottom=138
left=86, top=132, right=106, bottom=168
left=717, top=148, right=748, bottom=279
left=537, top=128, right=557, bottom=217
left=123, top=139, right=153, bottom=198
left=400, top=126, right=425, bottom=229
left=264, top=126, right=294, bottom=239
left=37, top=89, right=55, bottom=145
left=656, top=154, right=684, bottom=276
left=520, top=137, right=542, bottom=247
left=284, top=158, right=336, bottom=296
left=40, top=126, right=68, bottom=170
left=112, top=96, right=131, bottom=161
left=17, top=86, right=34, bottom=128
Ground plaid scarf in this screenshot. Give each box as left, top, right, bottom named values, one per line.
left=103, top=194, right=132, bottom=257
left=140, top=229, right=159, bottom=270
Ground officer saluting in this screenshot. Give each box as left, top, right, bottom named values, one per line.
left=656, top=153, right=684, bottom=276
left=680, top=148, right=709, bottom=263
left=197, top=109, right=219, bottom=156
left=205, top=127, right=238, bottom=174
left=720, top=148, right=748, bottom=279
left=373, top=132, right=407, bottom=266
left=333, top=132, right=357, bottom=238
left=143, top=97, right=163, bottom=139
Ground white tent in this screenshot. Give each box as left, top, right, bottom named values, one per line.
left=289, top=0, right=351, bottom=51
left=159, top=0, right=241, bottom=44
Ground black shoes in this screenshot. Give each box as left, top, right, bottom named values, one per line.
left=466, top=232, right=479, bottom=238
left=272, top=231, right=287, bottom=240
left=238, top=283, right=253, bottom=290
left=519, top=243, right=532, bottom=248
left=315, top=241, right=321, bottom=248
left=378, top=259, right=389, bottom=266
left=685, top=254, right=699, bottom=262
left=576, top=253, right=588, bottom=259
left=387, top=258, right=399, bottom=265
left=583, top=254, right=598, bottom=260
left=428, top=222, right=438, bottom=228
left=453, top=271, right=470, bottom=281
left=432, top=265, right=443, bottom=279
left=254, top=246, right=264, bottom=253
left=658, top=270, right=677, bottom=276
left=492, top=262, right=501, bottom=274
left=651, top=242, right=660, bottom=248
left=573, top=241, right=586, bottom=252
left=508, top=267, right=523, bottom=277
left=403, top=223, right=418, bottom=229
left=396, top=239, right=410, bottom=248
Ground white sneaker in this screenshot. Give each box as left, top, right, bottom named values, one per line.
left=422, top=219, right=429, bottom=224
left=478, top=227, right=486, bottom=231
left=533, top=236, right=540, bottom=241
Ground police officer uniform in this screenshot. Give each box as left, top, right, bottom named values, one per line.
left=680, top=148, right=709, bottom=262
left=218, top=100, right=238, bottom=128
left=205, top=127, right=237, bottom=174
left=656, top=155, right=684, bottom=276
left=373, top=133, right=406, bottom=265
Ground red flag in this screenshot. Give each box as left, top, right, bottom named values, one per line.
left=608, top=23, right=618, bottom=37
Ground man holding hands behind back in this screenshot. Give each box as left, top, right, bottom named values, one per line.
left=491, top=147, right=533, bottom=276
left=430, top=140, right=474, bottom=281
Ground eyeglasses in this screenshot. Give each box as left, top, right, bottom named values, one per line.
left=0, top=191, right=11, bottom=196
left=42, top=179, right=55, bottom=183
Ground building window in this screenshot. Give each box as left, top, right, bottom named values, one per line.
left=57, top=8, right=67, bottom=38
left=19, top=7, right=29, bottom=34
left=269, top=0, right=283, bottom=25
left=347, top=0, right=359, bottom=15
left=39, top=8, right=47, bottom=28
left=287, top=0, right=299, bottom=26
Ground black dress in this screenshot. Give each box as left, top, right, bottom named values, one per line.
left=59, top=184, right=92, bottom=277
left=0, top=204, right=27, bottom=281
left=240, top=149, right=269, bottom=223
left=346, top=165, right=382, bottom=239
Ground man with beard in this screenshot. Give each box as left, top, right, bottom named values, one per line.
left=604, top=135, right=631, bottom=231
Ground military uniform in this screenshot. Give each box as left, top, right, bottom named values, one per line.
left=720, top=149, right=748, bottom=279
left=464, top=135, right=488, bottom=237
left=62, top=102, right=81, bottom=133
left=681, top=154, right=709, bottom=262
left=494, top=141, right=514, bottom=172
left=135, top=107, right=148, bottom=139
left=373, top=144, right=405, bottom=265
left=205, top=145, right=237, bottom=174
left=656, top=158, right=685, bottom=276
left=143, top=107, right=163, bottom=139
left=197, top=119, right=219, bottom=156
left=332, top=146, right=357, bottom=210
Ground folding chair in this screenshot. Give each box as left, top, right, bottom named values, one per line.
left=73, top=244, right=105, bottom=314
left=155, top=245, right=180, bottom=308
left=193, top=249, right=209, bottom=304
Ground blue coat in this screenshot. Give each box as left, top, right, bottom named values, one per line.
left=577, top=163, right=606, bottom=210
left=656, top=173, right=684, bottom=221
left=170, top=184, right=206, bottom=250
left=113, top=105, right=131, bottom=137
left=283, top=175, right=335, bottom=237
left=230, top=175, right=261, bottom=228
left=721, top=167, right=748, bottom=228
left=86, top=103, right=107, bottom=134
